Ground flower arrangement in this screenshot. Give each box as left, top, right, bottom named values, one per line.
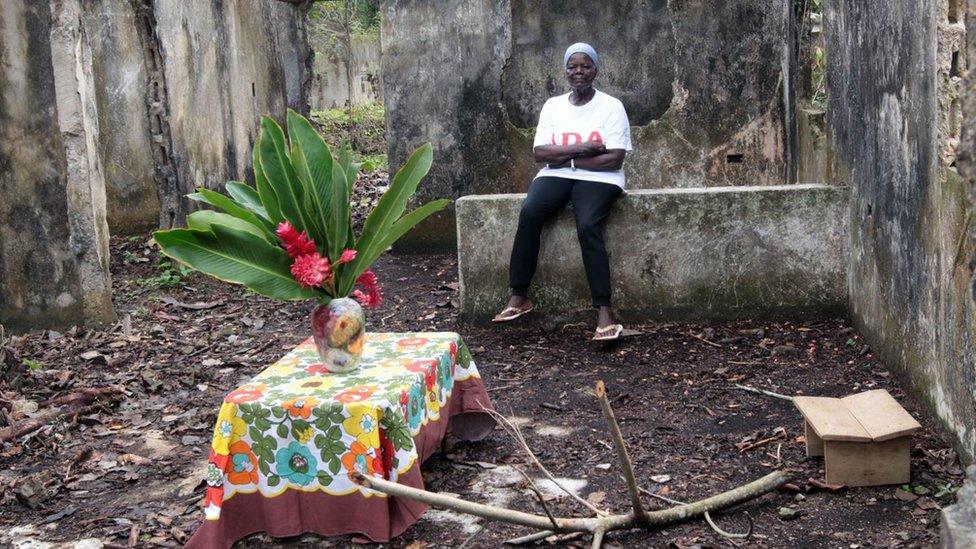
left=153, top=110, right=446, bottom=308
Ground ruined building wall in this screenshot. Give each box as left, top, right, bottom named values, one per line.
left=383, top=0, right=795, bottom=250
left=0, top=0, right=116, bottom=333
left=81, top=0, right=312, bottom=233
left=825, top=0, right=976, bottom=460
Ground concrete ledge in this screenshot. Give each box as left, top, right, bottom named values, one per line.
left=457, top=184, right=849, bottom=322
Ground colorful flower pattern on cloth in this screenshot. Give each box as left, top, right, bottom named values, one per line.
left=202, top=332, right=482, bottom=521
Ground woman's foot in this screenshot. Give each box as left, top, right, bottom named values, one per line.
left=593, top=306, right=623, bottom=341
left=492, top=296, right=534, bottom=323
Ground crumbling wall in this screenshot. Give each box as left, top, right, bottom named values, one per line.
left=310, top=33, right=382, bottom=110
left=82, top=0, right=312, bottom=232
left=826, top=0, right=976, bottom=460
left=383, top=0, right=795, bottom=250
left=0, top=0, right=115, bottom=333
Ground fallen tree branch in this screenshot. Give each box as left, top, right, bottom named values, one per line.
left=0, top=386, right=123, bottom=443
left=374, top=382, right=792, bottom=548
left=354, top=470, right=788, bottom=539
left=595, top=381, right=649, bottom=523
left=637, top=484, right=753, bottom=540
left=37, top=385, right=125, bottom=408
left=734, top=384, right=794, bottom=402
left=481, top=407, right=607, bottom=516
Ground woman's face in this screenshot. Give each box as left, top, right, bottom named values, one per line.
left=565, top=53, right=597, bottom=90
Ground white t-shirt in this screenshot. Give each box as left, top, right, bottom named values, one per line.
left=532, top=89, right=633, bottom=188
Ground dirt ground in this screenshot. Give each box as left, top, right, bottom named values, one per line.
left=0, top=234, right=966, bottom=549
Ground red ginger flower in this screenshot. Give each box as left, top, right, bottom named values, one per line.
left=337, top=249, right=357, bottom=264
left=291, top=253, right=332, bottom=288
left=276, top=221, right=317, bottom=258
left=352, top=269, right=382, bottom=307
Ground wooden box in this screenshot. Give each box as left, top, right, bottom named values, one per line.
left=793, top=389, right=922, bottom=487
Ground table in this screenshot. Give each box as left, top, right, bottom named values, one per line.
left=186, top=332, right=495, bottom=547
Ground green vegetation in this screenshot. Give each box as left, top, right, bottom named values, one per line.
left=139, top=259, right=191, bottom=289
left=152, top=110, right=446, bottom=302
left=311, top=102, right=386, bottom=171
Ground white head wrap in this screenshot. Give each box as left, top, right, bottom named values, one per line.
left=563, top=43, right=599, bottom=68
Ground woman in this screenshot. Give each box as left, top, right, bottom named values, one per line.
left=493, top=43, right=632, bottom=341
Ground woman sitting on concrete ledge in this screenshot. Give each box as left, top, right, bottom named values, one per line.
left=492, top=42, right=632, bottom=341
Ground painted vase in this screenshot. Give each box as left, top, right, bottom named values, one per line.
left=311, top=297, right=366, bottom=373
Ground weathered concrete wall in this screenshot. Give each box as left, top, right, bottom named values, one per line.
left=79, top=0, right=311, bottom=233
left=383, top=0, right=796, bottom=251
left=0, top=0, right=115, bottom=333
left=83, top=1, right=159, bottom=234
left=310, top=33, right=382, bottom=110
left=151, top=0, right=311, bottom=227
left=457, top=185, right=848, bottom=322
left=825, top=0, right=976, bottom=460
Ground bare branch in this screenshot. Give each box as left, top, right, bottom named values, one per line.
left=734, top=384, right=794, bottom=401
left=595, top=380, right=649, bottom=522
left=481, top=406, right=608, bottom=516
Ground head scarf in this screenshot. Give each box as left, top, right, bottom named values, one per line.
left=563, top=43, right=599, bottom=69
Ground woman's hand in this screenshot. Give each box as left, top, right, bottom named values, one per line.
left=573, top=141, right=607, bottom=158
left=534, top=141, right=606, bottom=164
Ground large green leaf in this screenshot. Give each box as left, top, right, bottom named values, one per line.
left=154, top=225, right=321, bottom=301
left=339, top=198, right=449, bottom=296
left=252, top=137, right=282, bottom=224
left=328, top=160, right=350, bottom=262
left=225, top=182, right=271, bottom=222
left=347, top=144, right=433, bottom=284
left=259, top=117, right=314, bottom=237
left=286, top=109, right=334, bottom=252
left=186, top=210, right=273, bottom=244
left=187, top=189, right=276, bottom=239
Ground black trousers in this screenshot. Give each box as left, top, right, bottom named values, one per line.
left=509, top=176, right=623, bottom=308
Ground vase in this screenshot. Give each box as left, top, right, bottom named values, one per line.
left=311, top=297, right=366, bottom=373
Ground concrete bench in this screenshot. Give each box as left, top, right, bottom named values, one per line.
left=456, top=184, right=849, bottom=322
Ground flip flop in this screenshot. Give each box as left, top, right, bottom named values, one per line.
left=491, top=305, right=534, bottom=323
left=592, top=323, right=624, bottom=341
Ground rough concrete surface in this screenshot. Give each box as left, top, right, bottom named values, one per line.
left=826, top=0, right=976, bottom=460
left=457, top=185, right=848, bottom=321
left=310, top=33, right=381, bottom=110
left=153, top=0, right=311, bottom=227
left=383, top=0, right=796, bottom=250
left=942, top=465, right=976, bottom=548
left=76, top=0, right=311, bottom=232
left=0, top=0, right=115, bottom=333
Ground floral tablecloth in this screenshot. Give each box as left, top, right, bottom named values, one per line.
left=186, top=332, right=495, bottom=548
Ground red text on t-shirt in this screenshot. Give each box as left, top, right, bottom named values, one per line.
left=551, top=131, right=604, bottom=145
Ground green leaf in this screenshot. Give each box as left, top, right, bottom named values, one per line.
left=187, top=210, right=273, bottom=244
left=345, top=144, right=434, bottom=293
left=253, top=135, right=282, bottom=224
left=260, top=117, right=314, bottom=238
left=153, top=225, right=321, bottom=301
left=341, top=198, right=449, bottom=295
left=286, top=109, right=334, bottom=251
left=328, top=160, right=350, bottom=262
left=225, top=182, right=272, bottom=222
left=187, top=189, right=277, bottom=239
